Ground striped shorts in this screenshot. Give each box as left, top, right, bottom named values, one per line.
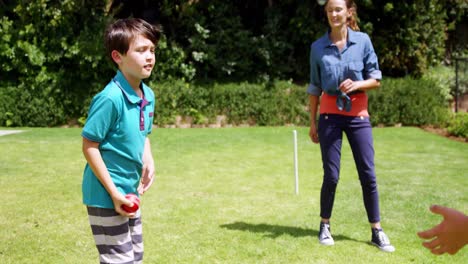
left=87, top=207, right=144, bottom=264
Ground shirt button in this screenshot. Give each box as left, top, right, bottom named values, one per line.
left=325, top=115, right=328, bottom=120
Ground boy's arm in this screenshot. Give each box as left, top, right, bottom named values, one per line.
left=138, top=137, right=155, bottom=195
left=82, top=137, right=135, bottom=217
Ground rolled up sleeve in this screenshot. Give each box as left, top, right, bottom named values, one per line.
left=363, top=34, right=382, bottom=81
left=307, top=45, right=323, bottom=96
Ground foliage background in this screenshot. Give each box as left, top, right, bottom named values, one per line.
left=0, top=0, right=467, bottom=127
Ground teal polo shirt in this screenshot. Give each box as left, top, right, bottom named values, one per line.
left=82, top=70, right=155, bottom=208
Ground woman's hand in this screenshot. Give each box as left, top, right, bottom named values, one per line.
left=339, top=79, right=360, bottom=94
left=340, top=78, right=381, bottom=93
left=309, top=123, right=319, bottom=144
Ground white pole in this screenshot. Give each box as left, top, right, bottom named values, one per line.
left=293, top=130, right=299, bottom=194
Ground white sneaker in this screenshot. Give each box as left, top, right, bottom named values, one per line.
left=319, top=222, right=335, bottom=246
left=371, top=228, right=395, bottom=252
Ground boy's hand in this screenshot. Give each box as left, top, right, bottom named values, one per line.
left=138, top=159, right=155, bottom=195
left=112, top=193, right=137, bottom=218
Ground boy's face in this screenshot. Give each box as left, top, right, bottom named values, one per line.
left=112, top=35, right=155, bottom=85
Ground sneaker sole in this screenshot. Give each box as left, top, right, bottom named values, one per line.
left=371, top=242, right=395, bottom=252
left=319, top=239, right=335, bottom=246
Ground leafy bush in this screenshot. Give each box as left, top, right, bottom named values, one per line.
left=363, top=0, right=448, bottom=77
left=149, top=80, right=309, bottom=127
left=422, top=65, right=454, bottom=101
left=1, top=1, right=464, bottom=127
left=0, top=0, right=111, bottom=126
left=447, top=112, right=468, bottom=138
left=0, top=84, right=66, bottom=127
left=368, top=77, right=451, bottom=126
left=149, top=77, right=451, bottom=128
left=151, top=35, right=196, bottom=82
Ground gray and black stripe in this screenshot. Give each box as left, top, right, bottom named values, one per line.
left=87, top=207, right=143, bottom=264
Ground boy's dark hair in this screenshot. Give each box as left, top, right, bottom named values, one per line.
left=104, top=18, right=162, bottom=65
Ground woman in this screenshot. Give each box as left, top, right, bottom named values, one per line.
left=308, top=0, right=394, bottom=252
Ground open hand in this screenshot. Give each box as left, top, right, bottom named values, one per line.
left=138, top=160, right=155, bottom=195
left=417, top=205, right=468, bottom=255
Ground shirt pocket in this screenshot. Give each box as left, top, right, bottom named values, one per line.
left=344, top=61, right=364, bottom=81
left=322, top=65, right=341, bottom=88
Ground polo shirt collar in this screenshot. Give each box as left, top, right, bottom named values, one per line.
left=113, top=70, right=147, bottom=105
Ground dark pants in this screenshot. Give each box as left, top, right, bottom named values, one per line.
left=318, top=114, right=380, bottom=223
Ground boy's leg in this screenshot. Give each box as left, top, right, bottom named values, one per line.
left=87, top=206, right=135, bottom=264
left=129, top=210, right=144, bottom=264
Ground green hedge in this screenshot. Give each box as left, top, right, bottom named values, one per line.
left=150, top=80, right=309, bottom=127
left=145, top=76, right=451, bottom=128
left=447, top=112, right=468, bottom=138
left=0, top=76, right=454, bottom=129
left=368, top=77, right=451, bottom=126
left=1, top=1, right=465, bottom=128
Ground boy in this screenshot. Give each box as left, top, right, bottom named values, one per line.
left=81, top=18, right=161, bottom=263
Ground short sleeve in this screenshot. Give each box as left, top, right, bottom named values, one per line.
left=82, top=94, right=119, bottom=143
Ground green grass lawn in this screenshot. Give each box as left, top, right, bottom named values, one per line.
left=0, top=127, right=466, bottom=263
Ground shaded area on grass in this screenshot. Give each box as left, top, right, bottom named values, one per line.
left=220, top=221, right=363, bottom=244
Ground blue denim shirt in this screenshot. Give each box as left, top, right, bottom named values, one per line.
left=307, top=28, right=382, bottom=96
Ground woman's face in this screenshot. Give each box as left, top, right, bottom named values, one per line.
left=325, top=0, right=351, bottom=29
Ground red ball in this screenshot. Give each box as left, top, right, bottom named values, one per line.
left=121, top=193, right=140, bottom=213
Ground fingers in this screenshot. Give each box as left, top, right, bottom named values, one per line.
left=141, top=164, right=149, bottom=180
left=431, top=247, right=446, bottom=255
left=112, top=195, right=136, bottom=217
left=310, top=133, right=319, bottom=143
left=139, top=176, right=155, bottom=195
left=417, top=225, right=439, bottom=239
left=143, top=175, right=155, bottom=192
left=309, top=135, right=319, bottom=143
left=138, top=184, right=144, bottom=195
left=422, top=237, right=441, bottom=250
left=447, top=247, right=461, bottom=255
left=417, top=205, right=444, bottom=239
left=115, top=202, right=136, bottom=218
left=138, top=173, right=155, bottom=195
left=309, top=127, right=319, bottom=144
left=339, top=79, right=354, bottom=93
left=426, top=240, right=462, bottom=255
left=429, top=205, right=446, bottom=216
left=431, top=244, right=450, bottom=255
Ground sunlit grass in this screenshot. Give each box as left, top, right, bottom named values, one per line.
left=0, top=127, right=466, bottom=263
